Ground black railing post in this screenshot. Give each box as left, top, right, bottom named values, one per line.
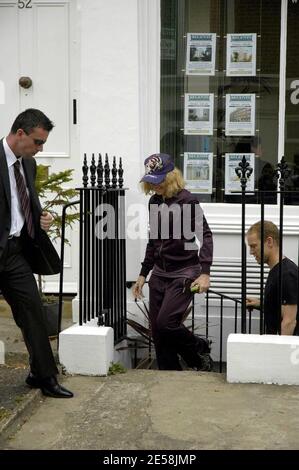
left=90, top=154, right=96, bottom=320
left=205, top=290, right=209, bottom=339
left=96, top=154, right=103, bottom=324
left=260, top=201, right=265, bottom=334
left=207, top=290, right=242, bottom=374
left=81, top=154, right=88, bottom=325
left=79, top=188, right=84, bottom=325
left=275, top=156, right=290, bottom=335
left=235, top=156, right=253, bottom=333
left=119, top=158, right=127, bottom=339
left=219, top=295, right=223, bottom=373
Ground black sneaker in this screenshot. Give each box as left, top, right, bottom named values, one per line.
left=194, top=336, right=213, bottom=371
left=197, top=352, right=214, bottom=371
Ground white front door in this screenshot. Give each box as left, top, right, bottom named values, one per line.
left=0, top=0, right=79, bottom=293
left=0, top=0, right=77, bottom=161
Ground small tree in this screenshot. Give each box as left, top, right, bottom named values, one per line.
left=35, top=164, right=79, bottom=299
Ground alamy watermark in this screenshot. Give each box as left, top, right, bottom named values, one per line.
left=94, top=199, right=204, bottom=250
left=290, top=344, right=299, bottom=365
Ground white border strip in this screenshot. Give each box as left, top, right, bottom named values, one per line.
left=278, top=0, right=288, bottom=162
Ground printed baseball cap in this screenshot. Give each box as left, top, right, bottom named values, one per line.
left=140, top=153, right=175, bottom=184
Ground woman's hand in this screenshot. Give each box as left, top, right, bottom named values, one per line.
left=191, top=274, right=210, bottom=293
left=132, top=275, right=146, bottom=299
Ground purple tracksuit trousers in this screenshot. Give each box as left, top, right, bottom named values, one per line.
left=148, top=274, right=204, bottom=370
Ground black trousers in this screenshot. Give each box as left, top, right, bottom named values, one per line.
left=148, top=274, right=203, bottom=370
left=0, top=237, right=58, bottom=379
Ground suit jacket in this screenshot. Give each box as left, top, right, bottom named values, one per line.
left=0, top=138, right=61, bottom=275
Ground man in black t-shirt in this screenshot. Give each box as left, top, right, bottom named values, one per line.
left=246, top=221, right=298, bottom=335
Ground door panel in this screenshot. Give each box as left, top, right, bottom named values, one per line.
left=0, top=0, right=79, bottom=293
left=0, top=0, right=72, bottom=159
left=34, top=2, right=70, bottom=157
left=0, top=2, right=19, bottom=133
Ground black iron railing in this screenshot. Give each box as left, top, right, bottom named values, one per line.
left=127, top=288, right=245, bottom=373
left=79, top=153, right=127, bottom=343
left=59, top=153, right=127, bottom=344
left=236, top=155, right=299, bottom=335
left=200, top=290, right=265, bottom=373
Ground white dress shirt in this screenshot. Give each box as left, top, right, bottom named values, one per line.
left=3, top=138, right=26, bottom=237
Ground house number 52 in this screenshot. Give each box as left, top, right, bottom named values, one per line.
left=18, top=0, right=32, bottom=8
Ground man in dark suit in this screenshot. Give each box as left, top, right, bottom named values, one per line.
left=0, top=108, right=73, bottom=398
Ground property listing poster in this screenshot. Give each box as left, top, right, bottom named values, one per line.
left=183, top=152, right=213, bottom=194
left=225, top=153, right=255, bottom=195
left=186, top=33, right=216, bottom=75
left=184, top=93, right=214, bottom=135
left=225, top=94, right=255, bottom=136
left=226, top=33, right=256, bottom=76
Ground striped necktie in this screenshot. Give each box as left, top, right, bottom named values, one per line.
left=13, top=160, right=35, bottom=238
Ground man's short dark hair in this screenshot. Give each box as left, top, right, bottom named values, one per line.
left=247, top=220, right=280, bottom=245
left=10, top=108, right=54, bottom=134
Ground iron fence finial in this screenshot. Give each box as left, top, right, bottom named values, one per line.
left=97, top=153, right=103, bottom=189
left=118, top=157, right=124, bottom=188
left=112, top=156, right=117, bottom=188
left=104, top=153, right=111, bottom=188
left=235, top=155, right=253, bottom=191
left=275, top=156, right=291, bottom=190
left=90, top=153, right=96, bottom=187
left=82, top=153, right=88, bottom=187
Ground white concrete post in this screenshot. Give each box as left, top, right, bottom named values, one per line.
left=59, top=319, right=114, bottom=376
left=227, top=333, right=299, bottom=385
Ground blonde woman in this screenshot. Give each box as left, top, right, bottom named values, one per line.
left=132, top=153, right=213, bottom=371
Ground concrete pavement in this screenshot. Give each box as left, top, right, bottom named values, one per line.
left=1, top=298, right=299, bottom=450
left=1, top=369, right=299, bottom=450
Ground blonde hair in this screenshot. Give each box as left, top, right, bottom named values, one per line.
left=140, top=168, right=185, bottom=198
left=247, top=220, right=280, bottom=245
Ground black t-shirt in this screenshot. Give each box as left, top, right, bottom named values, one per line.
left=264, top=257, right=298, bottom=334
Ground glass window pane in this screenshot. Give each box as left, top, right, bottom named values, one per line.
left=285, top=0, right=299, bottom=205
left=160, top=0, right=281, bottom=204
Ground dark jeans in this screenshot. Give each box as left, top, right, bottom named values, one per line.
left=0, top=237, right=58, bottom=378
left=148, top=274, right=204, bottom=370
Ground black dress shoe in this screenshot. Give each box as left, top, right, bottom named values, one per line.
left=40, top=376, right=74, bottom=398
left=26, top=373, right=73, bottom=398
left=25, top=372, right=41, bottom=389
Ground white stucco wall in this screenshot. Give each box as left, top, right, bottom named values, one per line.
left=78, top=0, right=140, bottom=158
left=77, top=0, right=160, bottom=280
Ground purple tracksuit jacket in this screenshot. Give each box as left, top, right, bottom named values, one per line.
left=139, top=189, right=213, bottom=278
